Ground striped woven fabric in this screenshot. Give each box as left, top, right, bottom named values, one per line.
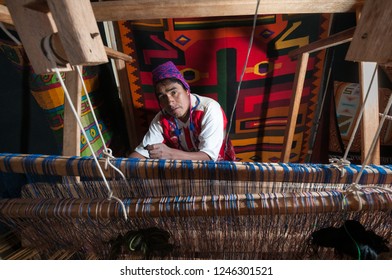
left=0, top=153, right=391, bottom=259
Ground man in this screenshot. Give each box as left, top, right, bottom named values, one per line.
left=129, top=61, right=236, bottom=161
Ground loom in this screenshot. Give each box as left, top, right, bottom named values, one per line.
left=0, top=153, right=391, bottom=259
left=1, top=0, right=392, bottom=260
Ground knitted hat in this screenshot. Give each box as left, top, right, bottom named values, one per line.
left=152, top=61, right=190, bottom=90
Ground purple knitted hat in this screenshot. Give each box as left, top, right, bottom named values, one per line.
left=152, top=61, right=190, bottom=91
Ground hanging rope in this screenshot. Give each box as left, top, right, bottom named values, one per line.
left=42, top=35, right=128, bottom=220
left=306, top=49, right=335, bottom=162
left=329, top=64, right=378, bottom=176
left=75, top=65, right=131, bottom=190
left=224, top=0, right=260, bottom=154
left=0, top=22, right=22, bottom=45
left=342, top=83, right=392, bottom=207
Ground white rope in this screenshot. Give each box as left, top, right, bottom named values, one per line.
left=225, top=0, right=260, bottom=152
left=354, top=89, right=392, bottom=186
left=379, top=113, right=392, bottom=121
left=329, top=65, right=378, bottom=177
left=43, top=37, right=128, bottom=220
left=75, top=65, right=132, bottom=190
left=0, top=23, right=22, bottom=45
left=340, top=82, right=392, bottom=209
left=343, top=65, right=377, bottom=160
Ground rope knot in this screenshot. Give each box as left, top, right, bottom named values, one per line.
left=102, top=148, right=115, bottom=170
left=329, top=157, right=351, bottom=177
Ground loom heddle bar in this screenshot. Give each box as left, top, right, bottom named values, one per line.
left=1, top=153, right=392, bottom=184
left=0, top=190, right=390, bottom=219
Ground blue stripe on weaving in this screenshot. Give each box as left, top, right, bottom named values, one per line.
left=3, top=153, right=19, bottom=173
left=181, top=160, right=193, bottom=180
left=252, top=161, right=263, bottom=182
left=206, top=159, right=216, bottom=179
left=370, top=164, right=387, bottom=184
left=245, top=193, right=254, bottom=211
left=158, top=159, right=166, bottom=179
left=246, top=161, right=256, bottom=182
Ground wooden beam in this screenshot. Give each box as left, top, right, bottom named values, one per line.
left=346, top=0, right=392, bottom=64
left=289, top=27, right=355, bottom=58
left=46, top=0, right=107, bottom=66
left=1, top=4, right=132, bottom=63
left=2, top=153, right=392, bottom=184
left=359, top=62, right=380, bottom=164
left=62, top=68, right=82, bottom=157
left=280, top=52, right=309, bottom=162
left=91, top=0, right=364, bottom=22
left=6, top=0, right=72, bottom=74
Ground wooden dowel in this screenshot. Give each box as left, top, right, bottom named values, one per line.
left=288, top=27, right=355, bottom=59
left=280, top=52, right=309, bottom=162
left=0, top=190, right=389, bottom=219
left=1, top=153, right=392, bottom=184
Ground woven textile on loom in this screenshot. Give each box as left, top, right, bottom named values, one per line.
left=0, top=154, right=391, bottom=259
left=118, top=14, right=330, bottom=162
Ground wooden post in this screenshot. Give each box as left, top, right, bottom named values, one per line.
left=280, top=52, right=309, bottom=162
left=347, top=4, right=382, bottom=164
left=62, top=68, right=82, bottom=157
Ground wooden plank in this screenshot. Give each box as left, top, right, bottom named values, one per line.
left=280, top=52, right=309, bottom=162
left=6, top=0, right=71, bottom=74
left=1, top=5, right=132, bottom=63
left=91, top=0, right=364, bottom=21
left=346, top=0, right=392, bottom=64
left=359, top=62, right=380, bottom=164
left=289, top=27, right=355, bottom=58
left=62, top=69, right=82, bottom=157
left=46, top=0, right=108, bottom=66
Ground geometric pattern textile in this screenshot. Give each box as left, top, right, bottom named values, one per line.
left=29, top=67, right=112, bottom=157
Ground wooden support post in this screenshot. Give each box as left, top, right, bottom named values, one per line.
left=280, top=52, right=309, bottom=162
left=358, top=62, right=380, bottom=164
left=347, top=4, right=382, bottom=164
left=62, top=68, right=82, bottom=157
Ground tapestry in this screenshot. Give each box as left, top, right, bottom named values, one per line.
left=118, top=14, right=330, bottom=162
left=29, top=67, right=113, bottom=157
left=0, top=38, right=113, bottom=157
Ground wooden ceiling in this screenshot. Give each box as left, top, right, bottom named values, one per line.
left=1, top=0, right=363, bottom=25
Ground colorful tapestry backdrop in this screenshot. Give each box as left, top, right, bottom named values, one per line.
left=0, top=39, right=113, bottom=157
left=118, top=14, right=330, bottom=162
left=29, top=67, right=113, bottom=157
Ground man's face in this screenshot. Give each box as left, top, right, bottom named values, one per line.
left=156, top=79, right=190, bottom=122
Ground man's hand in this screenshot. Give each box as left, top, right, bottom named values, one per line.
left=145, top=143, right=172, bottom=159
left=145, top=143, right=211, bottom=160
